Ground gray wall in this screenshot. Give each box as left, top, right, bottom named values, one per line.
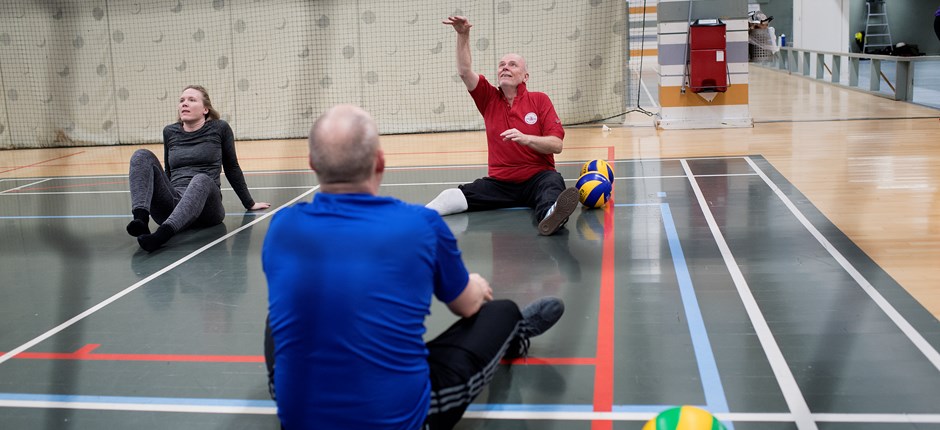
left=851, top=0, right=940, bottom=55
left=659, top=0, right=749, bottom=22
left=750, top=0, right=939, bottom=54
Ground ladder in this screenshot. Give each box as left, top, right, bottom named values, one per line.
left=862, top=0, right=893, bottom=54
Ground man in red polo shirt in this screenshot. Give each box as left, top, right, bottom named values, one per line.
left=427, top=15, right=579, bottom=236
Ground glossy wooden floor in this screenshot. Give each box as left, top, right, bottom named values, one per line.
left=3, top=66, right=938, bottom=320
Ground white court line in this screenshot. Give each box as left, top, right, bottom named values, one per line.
left=656, top=156, right=750, bottom=162
left=694, top=173, right=758, bottom=178
left=599, top=156, right=751, bottom=164
left=468, top=411, right=940, bottom=423
left=812, top=413, right=940, bottom=423
left=0, top=185, right=313, bottom=196
left=0, top=190, right=130, bottom=196
left=0, top=185, right=319, bottom=366
left=745, top=156, right=940, bottom=372
left=680, top=159, right=818, bottom=430
left=0, top=174, right=759, bottom=196
left=640, top=75, right=659, bottom=108
left=4, top=398, right=940, bottom=425
left=0, top=178, right=42, bottom=182
left=0, top=156, right=751, bottom=185
left=381, top=181, right=470, bottom=187
left=0, top=177, right=51, bottom=183
left=0, top=178, right=51, bottom=194
left=1, top=174, right=125, bottom=181
left=385, top=164, right=486, bottom=171
left=0, top=169, right=313, bottom=183
left=0, top=167, right=462, bottom=183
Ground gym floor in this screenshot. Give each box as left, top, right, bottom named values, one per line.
left=1, top=67, right=939, bottom=429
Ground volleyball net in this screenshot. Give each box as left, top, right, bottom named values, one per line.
left=0, top=1, right=636, bottom=149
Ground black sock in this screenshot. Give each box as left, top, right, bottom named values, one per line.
left=126, top=208, right=151, bottom=237
left=137, top=224, right=175, bottom=252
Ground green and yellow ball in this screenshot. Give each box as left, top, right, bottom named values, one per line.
left=642, top=406, right=727, bottom=430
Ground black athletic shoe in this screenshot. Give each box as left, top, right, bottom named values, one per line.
left=538, top=187, right=579, bottom=236
left=506, top=297, right=565, bottom=359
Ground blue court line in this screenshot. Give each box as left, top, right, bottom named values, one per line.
left=660, top=202, right=734, bottom=428
left=614, top=202, right=732, bottom=422
left=467, top=404, right=594, bottom=412
left=0, top=212, right=267, bottom=220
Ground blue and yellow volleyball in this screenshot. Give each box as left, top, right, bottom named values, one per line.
left=641, top=406, right=727, bottom=430
left=580, top=159, right=615, bottom=184
left=575, top=172, right=612, bottom=208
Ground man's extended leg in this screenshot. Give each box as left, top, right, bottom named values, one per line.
left=425, top=297, right=564, bottom=429
left=425, top=300, right=521, bottom=429
left=427, top=188, right=469, bottom=216
left=525, top=171, right=578, bottom=236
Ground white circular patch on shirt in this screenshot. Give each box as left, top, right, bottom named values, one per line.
left=524, top=112, right=538, bottom=125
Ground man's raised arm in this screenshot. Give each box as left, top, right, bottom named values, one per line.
left=443, top=16, right=480, bottom=92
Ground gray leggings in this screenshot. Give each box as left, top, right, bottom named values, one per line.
left=129, top=149, right=225, bottom=232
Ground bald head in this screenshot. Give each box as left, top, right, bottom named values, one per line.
left=308, top=104, right=380, bottom=186
left=497, top=53, right=528, bottom=88
left=500, top=53, right=527, bottom=72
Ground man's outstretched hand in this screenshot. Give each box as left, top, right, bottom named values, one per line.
left=443, top=16, right=473, bottom=34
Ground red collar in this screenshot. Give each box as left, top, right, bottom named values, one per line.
left=499, top=82, right=528, bottom=101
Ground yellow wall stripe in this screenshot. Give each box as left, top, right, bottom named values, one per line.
left=630, top=49, right=659, bottom=57
left=659, top=84, right=749, bottom=107
left=629, top=6, right=657, bottom=14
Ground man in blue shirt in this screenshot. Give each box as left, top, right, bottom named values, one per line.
left=263, top=104, right=564, bottom=429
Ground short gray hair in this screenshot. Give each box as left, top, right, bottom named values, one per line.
left=308, top=105, right=379, bottom=185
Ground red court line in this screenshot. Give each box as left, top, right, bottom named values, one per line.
left=0, top=151, right=85, bottom=175
left=8, top=149, right=488, bottom=170
left=6, top=344, right=264, bottom=363
left=502, top=357, right=596, bottom=366
left=385, top=165, right=486, bottom=172
left=2, top=160, right=136, bottom=169
left=243, top=170, right=314, bottom=176
left=2, top=145, right=613, bottom=175
left=7, top=180, right=127, bottom=192
left=4, top=344, right=595, bottom=366
left=592, top=147, right=617, bottom=430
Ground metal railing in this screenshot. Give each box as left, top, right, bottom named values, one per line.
left=759, top=47, right=940, bottom=102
